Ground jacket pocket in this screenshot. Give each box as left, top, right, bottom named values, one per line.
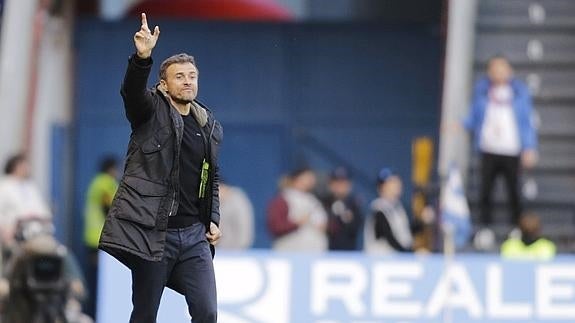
left=113, top=176, right=168, bottom=228
left=141, top=125, right=172, bottom=154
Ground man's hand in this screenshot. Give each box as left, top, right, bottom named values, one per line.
left=294, top=213, right=310, bottom=226
left=206, top=222, right=222, bottom=245
left=420, top=206, right=436, bottom=224
left=521, top=149, right=538, bottom=169
left=134, top=13, right=160, bottom=59
left=70, top=279, right=86, bottom=299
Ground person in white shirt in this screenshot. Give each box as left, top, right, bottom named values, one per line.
left=0, top=153, right=51, bottom=248
left=217, top=182, right=254, bottom=250
left=272, top=167, right=328, bottom=252
left=464, top=56, right=537, bottom=227
left=364, top=168, right=432, bottom=254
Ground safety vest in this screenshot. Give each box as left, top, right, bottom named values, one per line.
left=501, top=237, right=556, bottom=261
left=84, top=173, right=118, bottom=248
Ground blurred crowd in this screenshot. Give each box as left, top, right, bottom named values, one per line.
left=264, top=166, right=433, bottom=254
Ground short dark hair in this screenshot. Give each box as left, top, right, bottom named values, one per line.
left=99, top=156, right=118, bottom=173
left=289, top=166, right=313, bottom=179
left=4, top=153, right=27, bottom=175
left=329, top=166, right=351, bottom=181
left=159, top=53, right=196, bottom=80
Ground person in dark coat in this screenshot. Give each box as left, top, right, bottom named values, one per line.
left=98, top=13, right=223, bottom=323
left=321, top=167, right=363, bottom=251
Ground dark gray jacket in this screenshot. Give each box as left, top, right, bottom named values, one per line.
left=99, top=55, right=223, bottom=262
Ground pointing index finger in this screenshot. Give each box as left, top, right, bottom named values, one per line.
left=141, top=13, right=148, bottom=29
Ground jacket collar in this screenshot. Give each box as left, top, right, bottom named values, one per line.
left=153, top=85, right=214, bottom=127
left=475, top=76, right=524, bottom=97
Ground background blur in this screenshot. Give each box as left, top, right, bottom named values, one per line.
left=0, top=0, right=443, bottom=249
left=0, top=0, right=574, bottom=322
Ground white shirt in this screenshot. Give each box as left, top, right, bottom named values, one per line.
left=0, top=176, right=51, bottom=241
left=272, top=188, right=327, bottom=252
left=364, top=197, right=412, bottom=254
left=217, top=186, right=254, bottom=250
left=480, top=84, right=521, bottom=156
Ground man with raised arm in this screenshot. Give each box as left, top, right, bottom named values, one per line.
left=98, top=13, right=223, bottom=323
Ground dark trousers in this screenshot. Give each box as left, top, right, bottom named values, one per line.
left=85, top=247, right=99, bottom=320
left=480, top=152, right=522, bottom=226
left=127, top=223, right=217, bottom=323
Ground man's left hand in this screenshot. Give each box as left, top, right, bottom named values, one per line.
left=521, top=149, right=538, bottom=169
left=206, top=222, right=222, bottom=245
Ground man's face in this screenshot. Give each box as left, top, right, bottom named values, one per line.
left=293, top=171, right=317, bottom=192
left=161, top=62, right=198, bottom=104
left=14, top=160, right=30, bottom=179
left=108, top=167, right=119, bottom=179
left=520, top=215, right=540, bottom=236
left=329, top=179, right=351, bottom=199
left=487, top=58, right=513, bottom=85
left=380, top=176, right=402, bottom=200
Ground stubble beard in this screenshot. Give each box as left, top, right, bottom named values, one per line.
left=170, top=93, right=195, bottom=105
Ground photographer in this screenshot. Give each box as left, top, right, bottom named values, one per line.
left=2, top=219, right=92, bottom=323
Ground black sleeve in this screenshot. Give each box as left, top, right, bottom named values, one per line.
left=344, top=198, right=363, bottom=238
left=374, top=210, right=410, bottom=252
left=120, top=54, right=156, bottom=128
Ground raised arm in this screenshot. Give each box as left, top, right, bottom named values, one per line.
left=120, top=13, right=161, bottom=128
left=134, top=13, right=160, bottom=60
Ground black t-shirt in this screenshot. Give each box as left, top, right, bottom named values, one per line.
left=169, top=112, right=206, bottom=228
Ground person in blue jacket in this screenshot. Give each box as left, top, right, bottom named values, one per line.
left=464, top=55, right=538, bottom=227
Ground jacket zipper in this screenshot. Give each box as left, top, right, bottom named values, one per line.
left=199, top=121, right=216, bottom=198
left=168, top=192, right=176, bottom=217
left=201, top=120, right=215, bottom=154
left=168, top=104, right=183, bottom=218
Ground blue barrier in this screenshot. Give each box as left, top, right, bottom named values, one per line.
left=98, top=250, right=575, bottom=322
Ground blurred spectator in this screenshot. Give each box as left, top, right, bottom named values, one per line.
left=320, top=167, right=363, bottom=251
left=83, top=156, right=119, bottom=319
left=266, top=175, right=290, bottom=239
left=364, top=168, right=432, bottom=254
left=3, top=218, right=92, bottom=323
left=501, top=212, right=556, bottom=261
left=464, top=55, right=537, bottom=228
left=0, top=153, right=51, bottom=250
left=217, top=182, right=254, bottom=250
left=267, top=168, right=327, bottom=251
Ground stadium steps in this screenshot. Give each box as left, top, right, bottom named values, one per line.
left=469, top=0, right=575, bottom=252
left=477, top=0, right=575, bottom=30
